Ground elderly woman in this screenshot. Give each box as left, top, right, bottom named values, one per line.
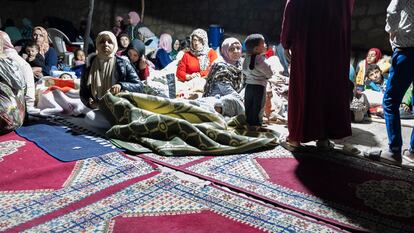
left=31, top=26, right=58, bottom=76
left=176, top=29, right=218, bottom=98
left=202, top=37, right=244, bottom=117
left=0, top=30, right=38, bottom=115
left=80, top=31, right=145, bottom=128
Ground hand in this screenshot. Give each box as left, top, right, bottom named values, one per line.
left=138, top=55, right=147, bottom=70
left=191, top=72, right=201, bottom=79
left=110, top=84, right=122, bottom=94
left=89, top=98, right=98, bottom=109
left=389, top=31, right=397, bottom=41
left=185, top=74, right=193, bottom=81
left=401, top=104, right=411, bottom=112
left=284, top=49, right=291, bottom=63
left=32, top=67, right=42, bottom=77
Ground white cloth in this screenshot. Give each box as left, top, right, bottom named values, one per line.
left=386, top=0, right=414, bottom=49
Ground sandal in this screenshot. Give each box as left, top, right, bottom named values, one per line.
left=363, top=148, right=381, bottom=161
left=316, top=139, right=334, bottom=152
left=380, top=150, right=402, bottom=166
left=280, top=140, right=314, bottom=153
left=334, top=144, right=361, bottom=156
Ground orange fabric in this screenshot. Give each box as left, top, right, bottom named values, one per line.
left=50, top=78, right=75, bottom=89
left=176, top=49, right=218, bottom=81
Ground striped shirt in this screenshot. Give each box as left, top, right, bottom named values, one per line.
left=385, top=0, right=414, bottom=49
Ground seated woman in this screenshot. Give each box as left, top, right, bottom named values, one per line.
left=31, top=26, right=58, bottom=76
left=169, top=38, right=180, bottom=61
left=137, top=26, right=159, bottom=57
left=80, top=31, right=145, bottom=128
left=176, top=28, right=218, bottom=98
left=123, top=39, right=150, bottom=81
left=355, top=48, right=390, bottom=89
left=0, top=37, right=26, bottom=134
left=154, top=33, right=173, bottom=70
left=202, top=37, right=245, bottom=117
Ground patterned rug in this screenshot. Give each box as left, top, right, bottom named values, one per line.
left=13, top=172, right=342, bottom=233
left=0, top=132, right=157, bottom=232
left=15, top=119, right=120, bottom=161
left=137, top=146, right=414, bottom=233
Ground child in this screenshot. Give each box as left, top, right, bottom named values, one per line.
left=242, top=34, right=275, bottom=128
left=364, top=64, right=385, bottom=92
left=72, top=48, right=86, bottom=67
left=25, top=41, right=45, bottom=80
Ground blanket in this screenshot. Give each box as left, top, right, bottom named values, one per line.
left=100, top=92, right=278, bottom=156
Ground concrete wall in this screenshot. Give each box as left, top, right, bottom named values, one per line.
left=1, top=0, right=392, bottom=52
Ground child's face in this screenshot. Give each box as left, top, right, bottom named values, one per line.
left=127, top=49, right=140, bottom=63
left=120, top=36, right=130, bottom=48
left=60, top=74, right=72, bottom=80
left=76, top=50, right=86, bottom=61
left=254, top=40, right=267, bottom=55
left=367, top=68, right=382, bottom=83
left=26, top=46, right=38, bottom=58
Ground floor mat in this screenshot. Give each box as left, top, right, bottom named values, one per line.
left=15, top=119, right=120, bottom=161
left=137, top=146, right=414, bottom=233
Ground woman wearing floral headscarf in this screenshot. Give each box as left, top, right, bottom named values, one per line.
left=176, top=28, right=218, bottom=82
left=31, top=26, right=58, bottom=76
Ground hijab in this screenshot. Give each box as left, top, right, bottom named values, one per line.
left=221, top=37, right=242, bottom=67
left=87, top=31, right=117, bottom=100
left=169, top=38, right=179, bottom=60
left=189, top=28, right=210, bottom=71
left=158, top=33, right=172, bottom=53
left=366, top=48, right=382, bottom=65
left=32, top=26, right=50, bottom=56
left=128, top=11, right=141, bottom=26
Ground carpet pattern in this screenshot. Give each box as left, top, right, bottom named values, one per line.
left=22, top=173, right=341, bottom=233
left=138, top=146, right=414, bottom=232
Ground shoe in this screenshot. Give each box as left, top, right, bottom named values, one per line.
left=380, top=150, right=402, bottom=166
left=335, top=144, right=361, bottom=156
left=280, top=140, right=314, bottom=153
left=402, top=149, right=414, bottom=168
left=363, top=148, right=381, bottom=161
left=316, top=139, right=334, bottom=151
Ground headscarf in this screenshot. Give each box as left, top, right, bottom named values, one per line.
left=189, top=28, right=210, bottom=71
left=137, top=27, right=155, bottom=42
left=87, top=31, right=117, bottom=100
left=128, top=11, right=141, bottom=26
left=124, top=39, right=145, bottom=62
left=169, top=38, right=179, bottom=60
left=221, top=37, right=242, bottom=67
left=366, top=48, right=382, bottom=65
left=32, top=26, right=50, bottom=56
left=0, top=31, right=15, bottom=51
left=158, top=33, right=172, bottom=53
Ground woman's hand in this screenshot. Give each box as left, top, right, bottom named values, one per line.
left=110, top=84, right=122, bottom=94
left=139, top=55, right=147, bottom=70
left=89, top=98, right=98, bottom=109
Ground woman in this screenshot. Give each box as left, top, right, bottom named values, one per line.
left=123, top=39, right=150, bottom=81
left=32, top=26, right=58, bottom=76
left=202, top=37, right=244, bottom=117
left=0, top=36, right=26, bottom=134
left=124, top=11, right=144, bottom=41
left=169, top=38, right=180, bottom=61
left=81, top=31, right=145, bottom=109
left=176, top=29, right=218, bottom=98
left=0, top=30, right=38, bottom=114
left=154, top=33, right=173, bottom=70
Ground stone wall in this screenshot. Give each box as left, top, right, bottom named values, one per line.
left=1, top=0, right=393, bottom=52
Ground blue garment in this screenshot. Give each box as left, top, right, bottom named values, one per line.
left=42, top=47, right=58, bottom=76
left=383, top=47, right=414, bottom=154
left=155, top=49, right=172, bottom=70
left=349, top=64, right=355, bottom=82
left=275, top=43, right=289, bottom=76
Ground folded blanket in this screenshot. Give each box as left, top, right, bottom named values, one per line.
left=100, top=92, right=278, bottom=156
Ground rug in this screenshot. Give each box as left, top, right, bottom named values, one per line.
left=15, top=120, right=121, bottom=161
left=0, top=132, right=157, bottom=232
left=13, top=173, right=342, bottom=233
left=138, top=146, right=414, bottom=233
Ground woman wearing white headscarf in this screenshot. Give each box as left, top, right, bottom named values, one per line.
left=80, top=31, right=145, bottom=128
left=0, top=30, right=39, bottom=114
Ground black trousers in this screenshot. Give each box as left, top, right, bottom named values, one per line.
left=244, top=84, right=266, bottom=126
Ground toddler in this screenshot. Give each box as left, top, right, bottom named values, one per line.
left=25, top=41, right=45, bottom=79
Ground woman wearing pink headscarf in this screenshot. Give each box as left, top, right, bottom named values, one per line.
left=125, top=11, right=144, bottom=41
left=0, top=30, right=39, bottom=114
left=154, top=33, right=173, bottom=70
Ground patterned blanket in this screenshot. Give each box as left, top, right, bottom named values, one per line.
left=100, top=92, right=278, bottom=156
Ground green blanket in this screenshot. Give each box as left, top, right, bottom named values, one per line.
left=100, top=92, right=279, bottom=156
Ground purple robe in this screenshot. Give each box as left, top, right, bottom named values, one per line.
left=281, top=0, right=355, bottom=142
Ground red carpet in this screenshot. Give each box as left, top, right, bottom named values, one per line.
left=138, top=146, right=414, bottom=232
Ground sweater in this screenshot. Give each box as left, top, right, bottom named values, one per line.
left=176, top=49, right=218, bottom=81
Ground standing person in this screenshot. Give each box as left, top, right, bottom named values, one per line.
left=382, top=0, right=414, bottom=165
left=243, top=34, right=275, bottom=129
left=281, top=0, right=355, bottom=151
